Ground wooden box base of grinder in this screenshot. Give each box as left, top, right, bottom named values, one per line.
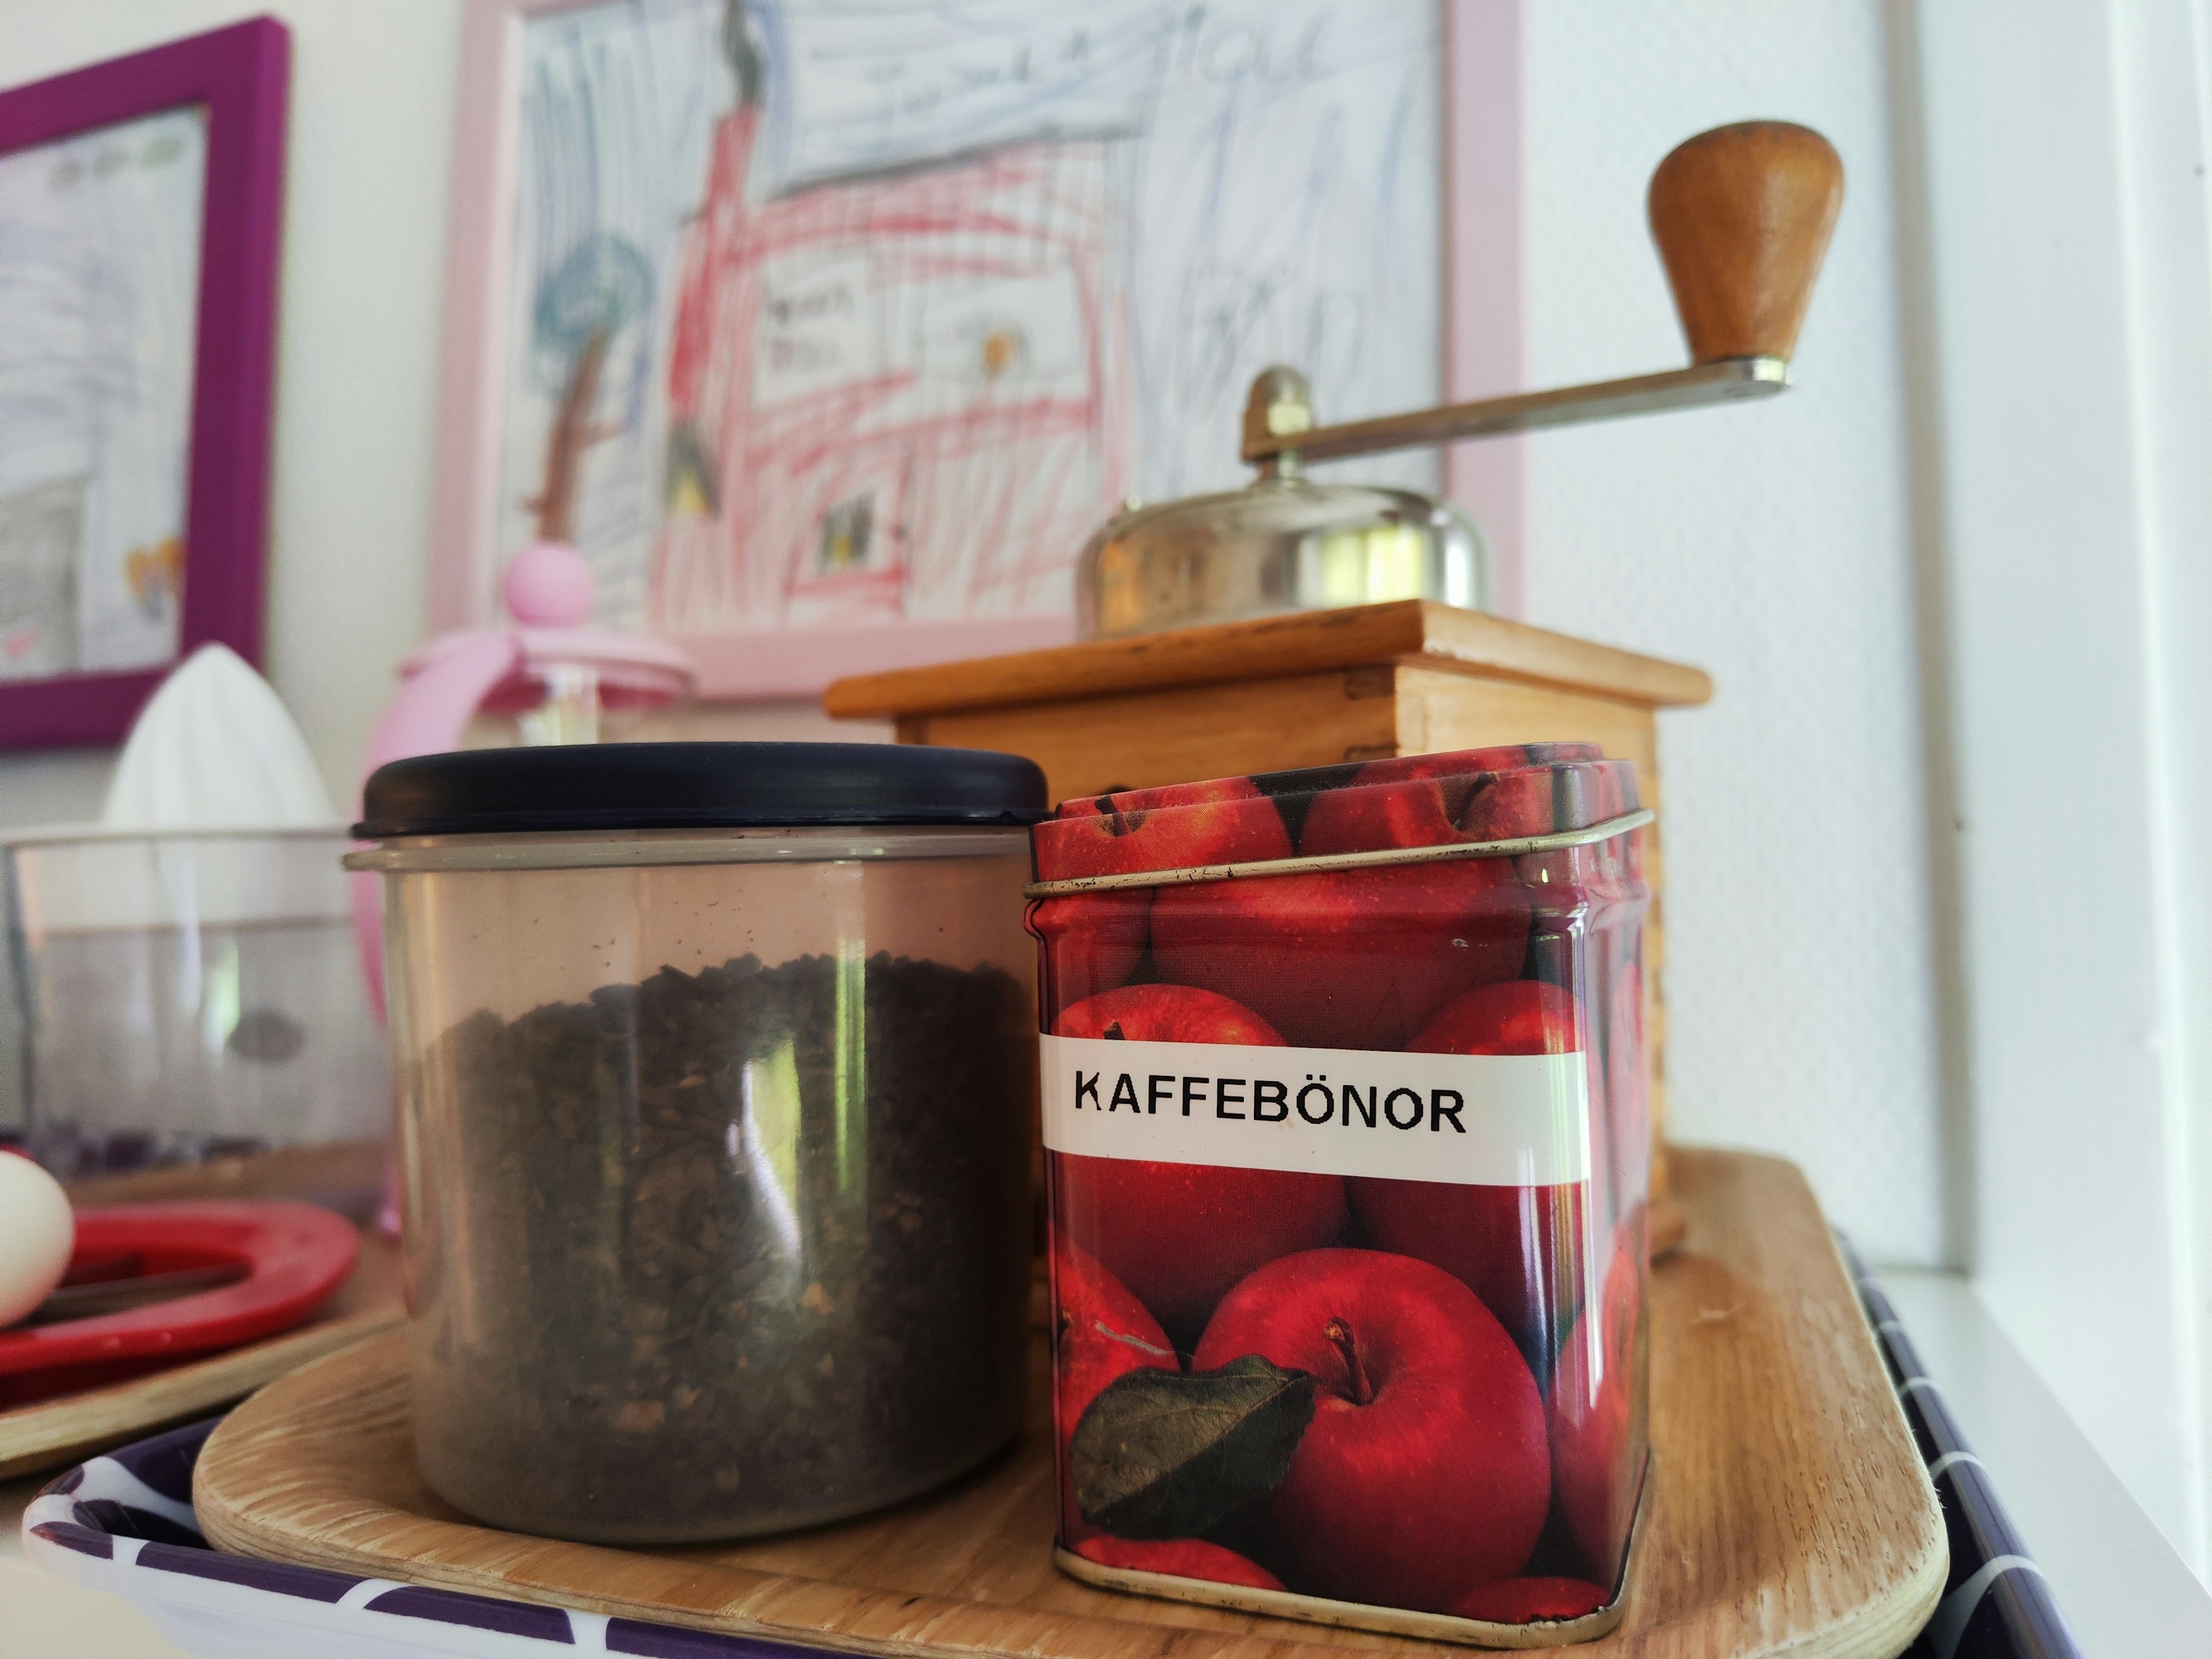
left=824, top=599, right=1711, bottom=1198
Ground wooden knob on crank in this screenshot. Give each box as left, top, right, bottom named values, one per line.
left=1648, top=121, right=1843, bottom=364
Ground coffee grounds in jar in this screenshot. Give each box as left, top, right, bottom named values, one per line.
left=407, top=951, right=1033, bottom=1543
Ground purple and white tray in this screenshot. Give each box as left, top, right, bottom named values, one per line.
left=21, top=1416, right=818, bottom=1658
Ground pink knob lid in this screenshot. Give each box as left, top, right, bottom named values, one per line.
left=501, top=540, right=597, bottom=627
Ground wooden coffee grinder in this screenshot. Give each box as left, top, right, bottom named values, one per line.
left=825, top=122, right=1845, bottom=1203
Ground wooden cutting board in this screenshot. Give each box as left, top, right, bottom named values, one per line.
left=194, top=1148, right=1943, bottom=1657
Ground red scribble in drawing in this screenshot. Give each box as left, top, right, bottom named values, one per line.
left=654, top=101, right=1130, bottom=634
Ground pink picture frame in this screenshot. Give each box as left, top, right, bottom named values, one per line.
left=0, top=18, right=289, bottom=749
left=430, top=1, right=1522, bottom=701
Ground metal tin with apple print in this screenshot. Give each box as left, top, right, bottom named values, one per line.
left=1027, top=745, right=1654, bottom=1645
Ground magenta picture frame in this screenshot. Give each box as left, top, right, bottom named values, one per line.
left=0, top=17, right=288, bottom=749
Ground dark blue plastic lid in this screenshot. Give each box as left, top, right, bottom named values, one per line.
left=355, top=743, right=1049, bottom=838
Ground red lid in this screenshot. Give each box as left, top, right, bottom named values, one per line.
left=1033, top=743, right=1639, bottom=881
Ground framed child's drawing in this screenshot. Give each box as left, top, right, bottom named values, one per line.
left=433, top=0, right=1520, bottom=698
left=0, top=18, right=287, bottom=748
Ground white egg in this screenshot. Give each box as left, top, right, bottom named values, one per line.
left=0, top=1154, right=74, bottom=1327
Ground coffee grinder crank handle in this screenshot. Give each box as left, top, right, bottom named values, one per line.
left=1240, top=121, right=1846, bottom=470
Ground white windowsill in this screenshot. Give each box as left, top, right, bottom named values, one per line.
left=1879, top=1268, right=2212, bottom=1653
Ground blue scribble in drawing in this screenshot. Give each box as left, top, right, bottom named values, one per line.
left=0, top=107, right=204, bottom=681
left=499, top=0, right=736, bottom=624
left=526, top=231, right=657, bottom=546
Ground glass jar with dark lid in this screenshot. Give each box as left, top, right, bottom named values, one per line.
left=349, top=743, right=1046, bottom=1544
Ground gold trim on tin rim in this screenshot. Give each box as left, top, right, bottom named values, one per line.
left=1022, top=808, right=1653, bottom=899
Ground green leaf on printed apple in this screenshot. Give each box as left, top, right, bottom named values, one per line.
left=1071, top=1355, right=1316, bottom=1540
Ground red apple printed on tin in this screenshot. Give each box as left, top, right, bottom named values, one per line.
left=1029, top=777, right=1291, bottom=1012
left=1027, top=745, right=1652, bottom=1635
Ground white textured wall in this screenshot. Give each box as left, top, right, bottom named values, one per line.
left=1520, top=3, right=1949, bottom=1265
left=1915, top=0, right=2212, bottom=1574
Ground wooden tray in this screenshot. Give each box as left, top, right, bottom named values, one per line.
left=194, top=1149, right=1944, bottom=1657
left=0, top=1142, right=404, bottom=1482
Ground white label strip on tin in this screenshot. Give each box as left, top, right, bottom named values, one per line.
left=1040, top=1035, right=1590, bottom=1187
